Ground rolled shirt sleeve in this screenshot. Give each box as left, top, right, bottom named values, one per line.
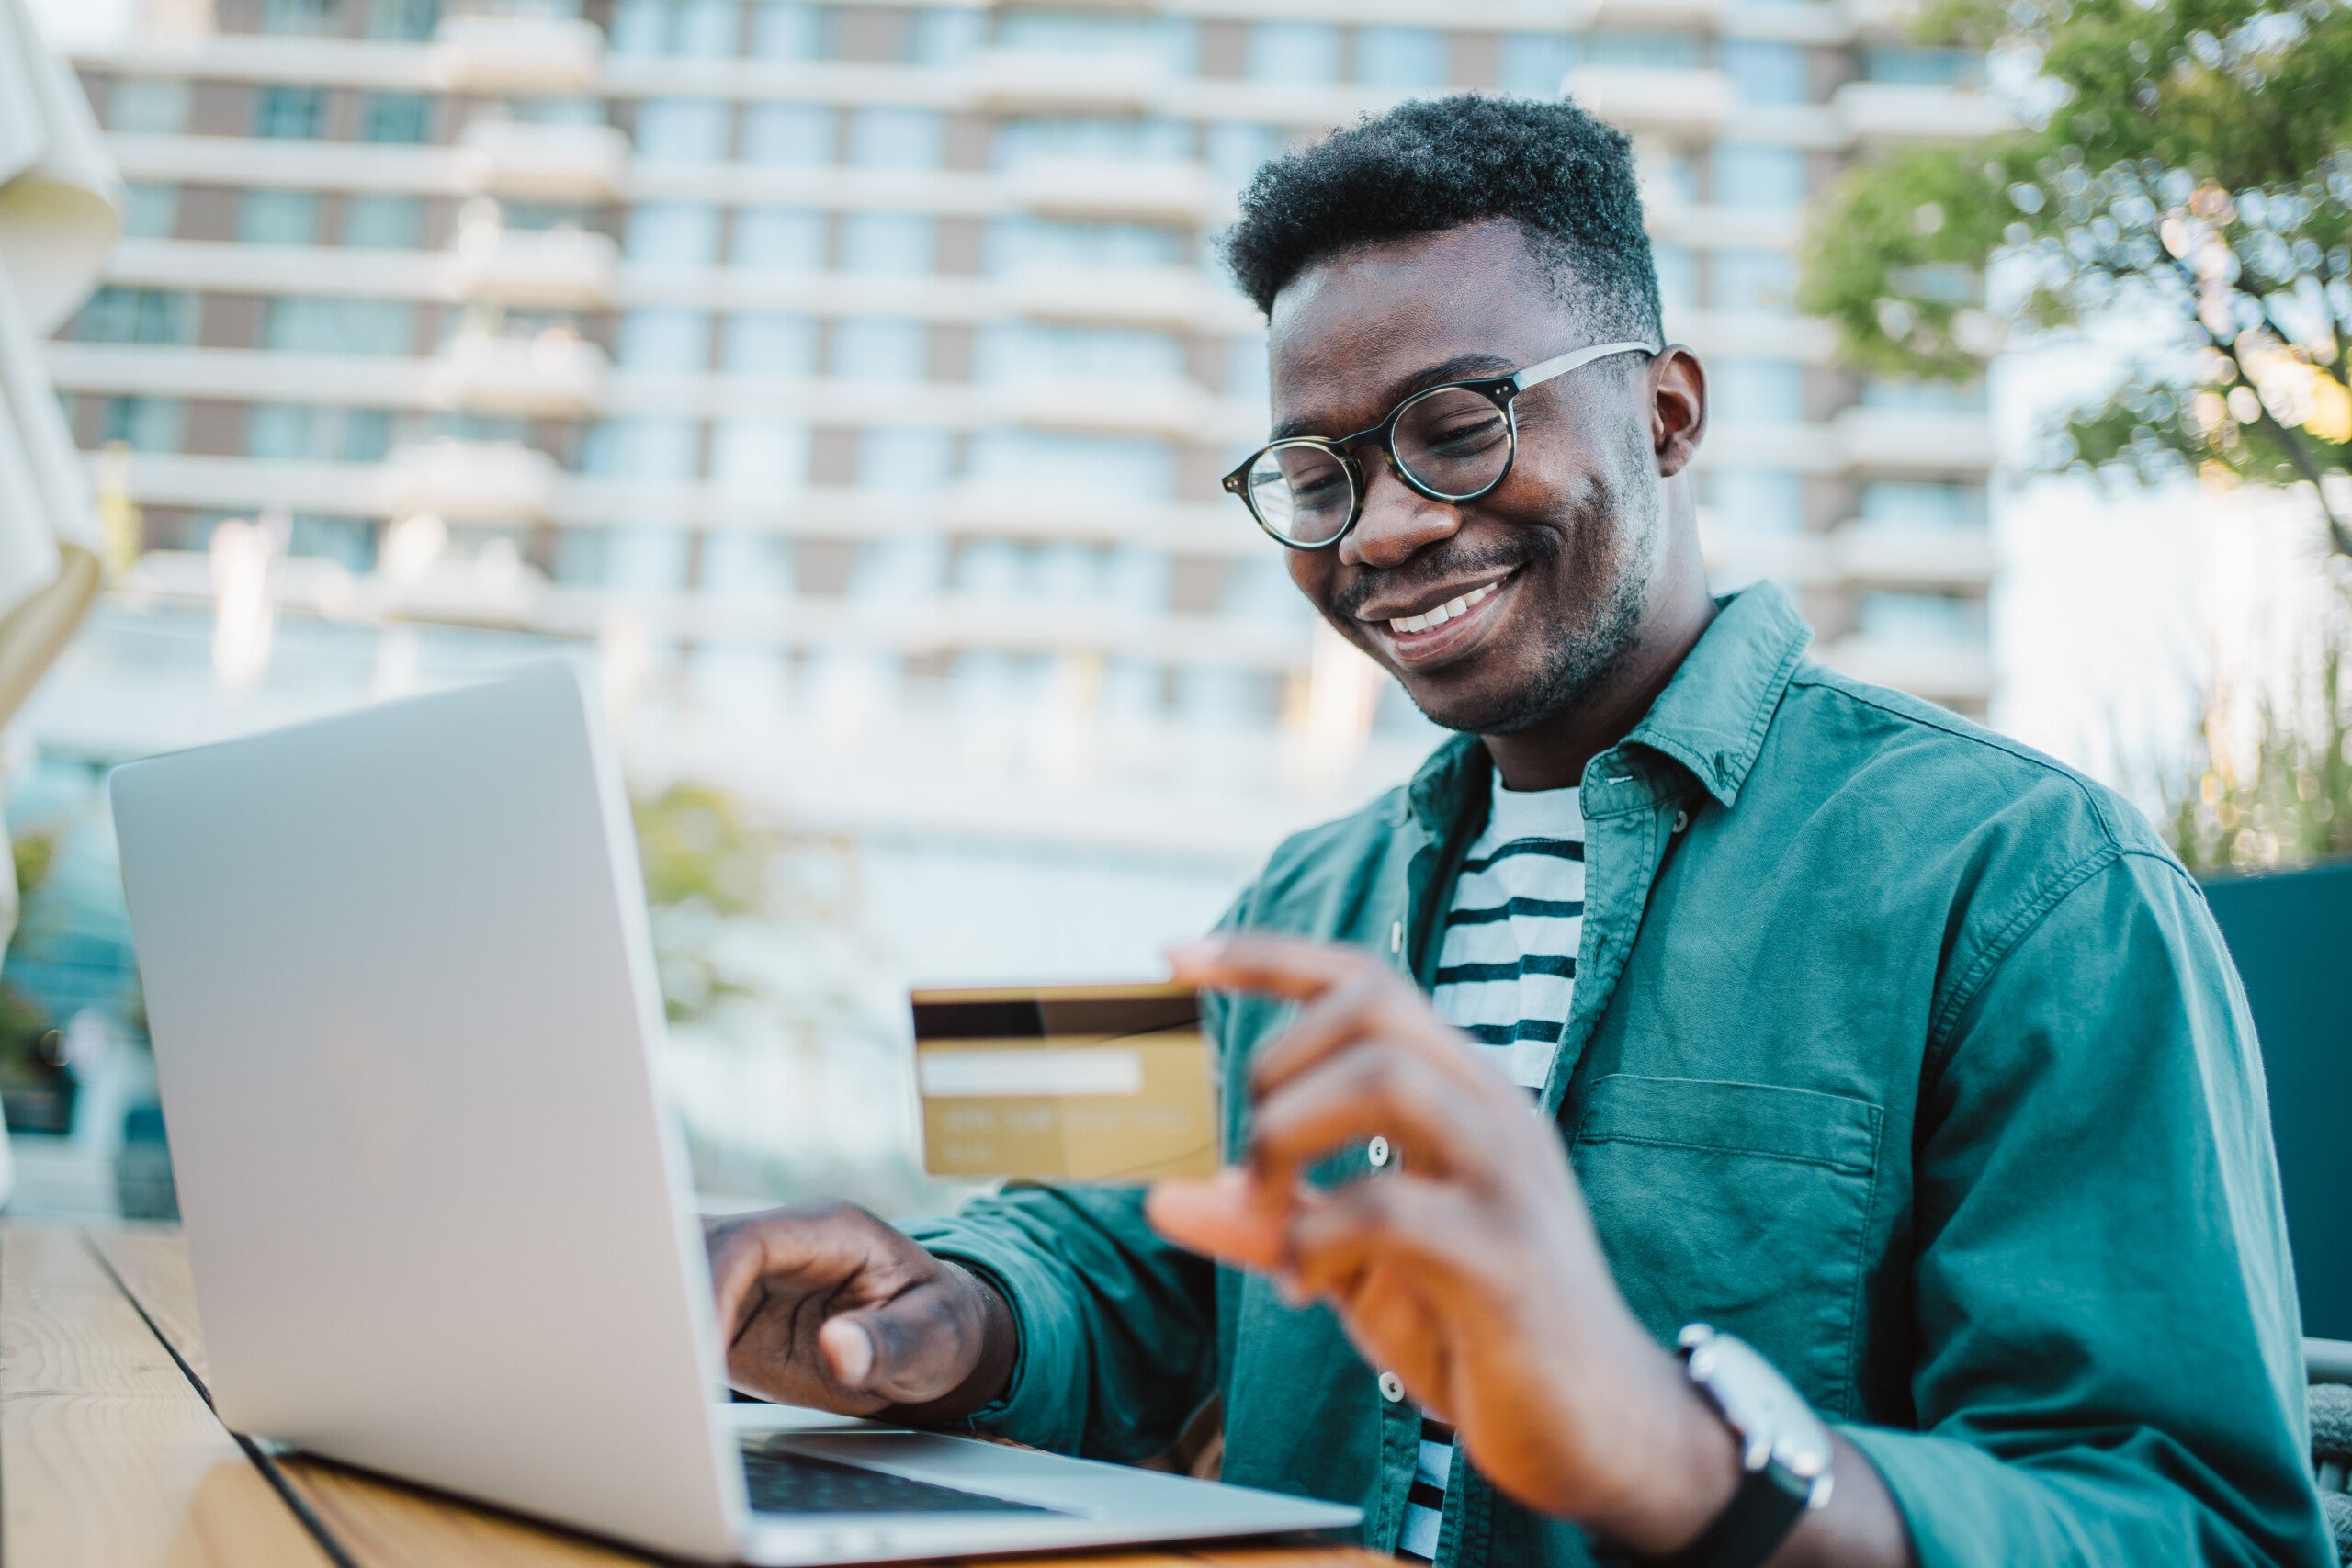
left=1843, top=849, right=2333, bottom=1567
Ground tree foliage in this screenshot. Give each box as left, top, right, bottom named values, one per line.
left=1798, top=0, right=2352, bottom=552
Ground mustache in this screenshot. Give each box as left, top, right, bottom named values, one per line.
left=1329, top=530, right=1559, bottom=622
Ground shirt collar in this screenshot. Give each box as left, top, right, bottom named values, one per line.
left=1404, top=581, right=1812, bottom=832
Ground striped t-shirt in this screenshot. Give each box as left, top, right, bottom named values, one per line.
left=1396, top=775, right=1585, bottom=1562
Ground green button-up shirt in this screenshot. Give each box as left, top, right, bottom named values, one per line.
left=908, top=582, right=2334, bottom=1568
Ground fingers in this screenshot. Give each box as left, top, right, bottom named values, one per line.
left=1167, top=931, right=1385, bottom=1003
left=1146, top=1168, right=1287, bottom=1269
left=1248, top=1041, right=1510, bottom=1198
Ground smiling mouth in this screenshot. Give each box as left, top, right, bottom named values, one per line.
left=1384, top=581, right=1501, bottom=636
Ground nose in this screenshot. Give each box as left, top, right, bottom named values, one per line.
left=1339, top=448, right=1461, bottom=570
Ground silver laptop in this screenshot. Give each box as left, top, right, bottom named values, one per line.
left=109, top=660, right=1358, bottom=1565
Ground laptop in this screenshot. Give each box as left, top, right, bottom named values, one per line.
left=108, top=660, right=1359, bottom=1565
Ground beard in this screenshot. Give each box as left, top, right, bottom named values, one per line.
left=1366, top=424, right=1662, bottom=738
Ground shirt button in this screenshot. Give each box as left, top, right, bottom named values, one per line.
left=1671, top=808, right=1690, bottom=834
left=1377, top=1371, right=1405, bottom=1404
left=1366, top=1135, right=1391, bottom=1168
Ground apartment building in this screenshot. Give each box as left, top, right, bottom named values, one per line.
left=40, top=0, right=2002, bottom=865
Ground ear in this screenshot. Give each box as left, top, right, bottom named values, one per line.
left=1648, top=347, right=1706, bottom=479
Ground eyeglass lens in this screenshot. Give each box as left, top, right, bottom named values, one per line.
left=1242, top=384, right=1515, bottom=545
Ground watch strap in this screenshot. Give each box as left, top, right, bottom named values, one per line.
left=1643, top=1462, right=1811, bottom=1568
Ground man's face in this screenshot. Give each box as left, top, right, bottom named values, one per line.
left=1265, top=220, right=1697, bottom=736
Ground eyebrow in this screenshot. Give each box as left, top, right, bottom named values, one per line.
left=1267, top=351, right=1521, bottom=442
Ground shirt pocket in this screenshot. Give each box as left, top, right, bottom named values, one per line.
left=1568, top=1073, right=1883, bottom=1419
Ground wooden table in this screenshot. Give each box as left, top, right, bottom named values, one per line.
left=1, top=1224, right=1384, bottom=1568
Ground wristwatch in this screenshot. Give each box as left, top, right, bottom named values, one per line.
left=1616, top=1324, right=1835, bottom=1568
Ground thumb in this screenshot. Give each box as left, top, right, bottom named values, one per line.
left=818, top=1289, right=973, bottom=1406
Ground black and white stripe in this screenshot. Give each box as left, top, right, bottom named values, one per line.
left=1396, top=780, right=1584, bottom=1563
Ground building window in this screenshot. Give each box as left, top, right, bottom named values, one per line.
left=248, top=404, right=393, bottom=461
left=1708, top=249, right=1796, bottom=313
left=675, top=0, right=740, bottom=55
left=830, top=318, right=929, bottom=382
left=363, top=92, right=432, bottom=143
left=78, top=288, right=195, bottom=344
left=636, top=97, right=731, bottom=161
left=1355, top=26, right=1445, bottom=87
left=1498, top=32, right=1572, bottom=96
left=854, top=426, right=956, bottom=491
left=342, top=193, right=424, bottom=248
left=254, top=85, right=326, bottom=139
left=1708, top=358, right=1804, bottom=422
left=1652, top=243, right=1697, bottom=310
left=120, top=184, right=179, bottom=239
left=977, top=321, right=1182, bottom=382
left=237, top=189, right=320, bottom=243
left=368, top=0, right=437, bottom=40
left=993, top=8, right=1194, bottom=72
left=1721, top=39, right=1807, bottom=102
left=1205, top=122, right=1284, bottom=195
left=844, top=107, right=944, bottom=168
left=750, top=0, right=823, bottom=57
left=1711, top=142, right=1807, bottom=208
left=731, top=206, right=825, bottom=269
left=1247, top=20, right=1339, bottom=82
left=709, top=418, right=809, bottom=492
left=1859, top=481, right=1988, bottom=528
left=994, top=115, right=1190, bottom=168
left=839, top=211, right=934, bottom=275
left=264, top=298, right=417, bottom=355
left=609, top=0, right=671, bottom=53
left=741, top=102, right=832, bottom=164
left=719, top=311, right=817, bottom=375
left=96, top=396, right=185, bottom=453
left=1576, top=31, right=1702, bottom=68
left=985, top=217, right=1185, bottom=272
left=260, top=0, right=342, bottom=35
left=968, top=429, right=1172, bottom=501
left=1857, top=591, right=1986, bottom=643
left=582, top=415, right=702, bottom=479
left=617, top=308, right=712, bottom=370
left=1706, top=467, right=1803, bottom=533
left=910, top=6, right=985, bottom=63
left=627, top=201, right=721, bottom=265
left=107, top=79, right=189, bottom=133
left=1862, top=46, right=1983, bottom=86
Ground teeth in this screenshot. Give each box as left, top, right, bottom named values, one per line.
left=1387, top=581, right=1498, bottom=636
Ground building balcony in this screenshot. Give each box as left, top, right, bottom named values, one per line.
left=433, top=12, right=605, bottom=96
left=1007, top=158, right=1220, bottom=225
left=1816, top=633, right=1994, bottom=706
left=967, top=48, right=1165, bottom=115
left=1003, top=266, right=1228, bottom=333
left=1832, top=406, right=1996, bottom=472
left=1003, top=378, right=1215, bottom=440
left=447, top=222, right=620, bottom=310
left=381, top=439, right=563, bottom=522
left=1832, top=522, right=1996, bottom=588
left=1560, top=66, right=1736, bottom=136
left=1830, top=82, right=2013, bottom=142
left=427, top=329, right=609, bottom=417
left=454, top=120, right=631, bottom=203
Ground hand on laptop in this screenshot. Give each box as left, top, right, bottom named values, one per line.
left=706, top=1202, right=1018, bottom=1422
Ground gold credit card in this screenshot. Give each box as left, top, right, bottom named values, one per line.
left=911, top=982, right=1216, bottom=1182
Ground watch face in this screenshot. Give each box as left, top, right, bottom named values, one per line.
left=1686, top=1331, right=1835, bottom=1482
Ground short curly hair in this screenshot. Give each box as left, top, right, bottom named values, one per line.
left=1222, top=94, right=1661, bottom=344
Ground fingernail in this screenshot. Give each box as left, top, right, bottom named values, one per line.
left=828, top=1321, right=876, bottom=1387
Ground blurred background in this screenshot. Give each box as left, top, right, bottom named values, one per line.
left=0, top=0, right=2343, bottom=1303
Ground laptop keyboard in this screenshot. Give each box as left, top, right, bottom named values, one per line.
left=741, top=1442, right=1063, bottom=1517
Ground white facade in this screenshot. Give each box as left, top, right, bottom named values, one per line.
left=38, top=0, right=2001, bottom=878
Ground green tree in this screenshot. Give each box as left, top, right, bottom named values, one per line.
left=1798, top=0, right=2352, bottom=554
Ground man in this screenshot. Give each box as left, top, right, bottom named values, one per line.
left=707, top=96, right=2333, bottom=1568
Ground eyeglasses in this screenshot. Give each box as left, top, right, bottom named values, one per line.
left=1221, top=341, right=1655, bottom=551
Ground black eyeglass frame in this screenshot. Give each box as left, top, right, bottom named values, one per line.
left=1219, top=340, right=1657, bottom=551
